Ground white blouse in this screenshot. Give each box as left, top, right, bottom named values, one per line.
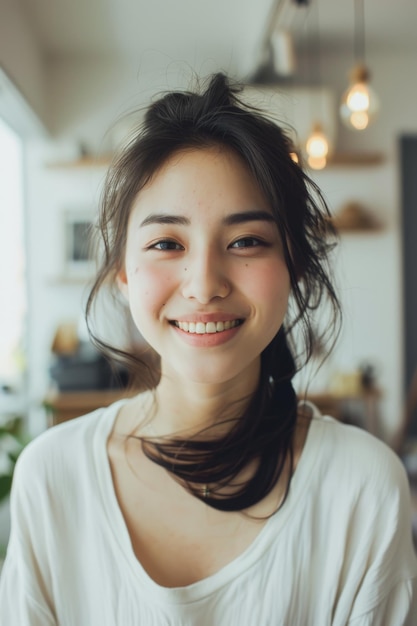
left=0, top=400, right=416, bottom=625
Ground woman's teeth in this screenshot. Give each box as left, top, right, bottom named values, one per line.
left=174, top=320, right=241, bottom=334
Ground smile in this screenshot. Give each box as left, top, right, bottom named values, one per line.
left=171, top=320, right=243, bottom=334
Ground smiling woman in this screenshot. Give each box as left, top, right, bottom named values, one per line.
left=116, top=148, right=290, bottom=390
left=0, top=73, right=416, bottom=625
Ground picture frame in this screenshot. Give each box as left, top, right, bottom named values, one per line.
left=63, top=210, right=95, bottom=279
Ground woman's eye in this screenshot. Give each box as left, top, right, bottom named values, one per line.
left=230, top=237, right=265, bottom=249
left=150, top=240, right=183, bottom=251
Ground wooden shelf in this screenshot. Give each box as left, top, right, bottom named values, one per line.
left=46, top=275, right=94, bottom=286
left=333, top=224, right=385, bottom=234
left=45, top=154, right=113, bottom=169
left=46, top=151, right=385, bottom=170
left=326, top=152, right=385, bottom=167
left=328, top=201, right=385, bottom=233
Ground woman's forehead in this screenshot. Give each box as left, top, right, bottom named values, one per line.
left=131, top=147, right=271, bottom=217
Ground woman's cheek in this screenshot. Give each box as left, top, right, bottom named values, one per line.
left=127, top=263, right=176, bottom=310
left=242, top=260, right=290, bottom=303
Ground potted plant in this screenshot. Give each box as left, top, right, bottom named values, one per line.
left=0, top=416, right=28, bottom=558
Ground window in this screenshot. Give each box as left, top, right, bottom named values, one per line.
left=0, top=118, right=25, bottom=390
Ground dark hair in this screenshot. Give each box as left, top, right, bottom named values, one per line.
left=86, top=72, right=341, bottom=513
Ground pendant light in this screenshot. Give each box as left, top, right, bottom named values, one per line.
left=340, top=0, right=379, bottom=130
left=247, top=0, right=296, bottom=84
left=305, top=0, right=330, bottom=170
left=270, top=29, right=296, bottom=77
left=306, top=122, right=329, bottom=170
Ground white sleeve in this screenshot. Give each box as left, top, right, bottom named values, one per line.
left=0, top=549, right=57, bottom=625
left=344, top=448, right=417, bottom=626
left=0, top=445, right=57, bottom=625
left=347, top=578, right=417, bottom=626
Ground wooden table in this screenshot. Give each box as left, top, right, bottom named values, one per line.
left=43, top=389, right=138, bottom=426
left=44, top=388, right=381, bottom=434
left=305, top=389, right=382, bottom=435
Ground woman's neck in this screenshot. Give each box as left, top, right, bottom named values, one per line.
left=149, top=365, right=260, bottom=438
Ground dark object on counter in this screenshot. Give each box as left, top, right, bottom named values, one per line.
left=49, top=342, right=128, bottom=391
left=360, top=362, right=377, bottom=390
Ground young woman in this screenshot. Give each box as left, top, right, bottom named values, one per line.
left=1, top=73, right=416, bottom=625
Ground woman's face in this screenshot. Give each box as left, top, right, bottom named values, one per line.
left=118, top=147, right=291, bottom=388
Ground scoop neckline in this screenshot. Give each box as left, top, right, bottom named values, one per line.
left=94, top=398, right=325, bottom=606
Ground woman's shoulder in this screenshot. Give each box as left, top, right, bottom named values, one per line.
left=14, top=399, right=126, bottom=484
left=310, top=411, right=409, bottom=499
left=317, top=412, right=399, bottom=458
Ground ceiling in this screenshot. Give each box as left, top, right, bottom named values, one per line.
left=18, top=0, right=417, bottom=79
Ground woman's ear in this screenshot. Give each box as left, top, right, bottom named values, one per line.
left=116, top=266, right=129, bottom=300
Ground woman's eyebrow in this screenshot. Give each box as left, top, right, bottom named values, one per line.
left=140, top=210, right=275, bottom=228
left=223, top=210, right=275, bottom=226
left=140, top=213, right=190, bottom=227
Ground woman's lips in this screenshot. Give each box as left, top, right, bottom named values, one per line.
left=170, top=319, right=244, bottom=347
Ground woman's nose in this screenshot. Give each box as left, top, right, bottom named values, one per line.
left=181, top=250, right=231, bottom=303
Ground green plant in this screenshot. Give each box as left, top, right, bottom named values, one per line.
left=0, top=416, right=28, bottom=503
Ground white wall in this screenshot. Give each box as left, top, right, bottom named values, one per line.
left=25, top=139, right=107, bottom=433
left=306, top=50, right=417, bottom=438
left=310, top=164, right=403, bottom=438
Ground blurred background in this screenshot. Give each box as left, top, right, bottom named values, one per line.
left=1, top=0, right=417, bottom=550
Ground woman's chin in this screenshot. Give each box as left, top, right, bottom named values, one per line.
left=161, top=357, right=260, bottom=390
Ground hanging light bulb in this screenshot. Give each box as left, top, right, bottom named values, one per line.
left=340, top=0, right=379, bottom=130
left=306, top=122, right=329, bottom=169
left=303, top=1, right=331, bottom=170
left=270, top=29, right=296, bottom=77
left=340, top=63, right=379, bottom=130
